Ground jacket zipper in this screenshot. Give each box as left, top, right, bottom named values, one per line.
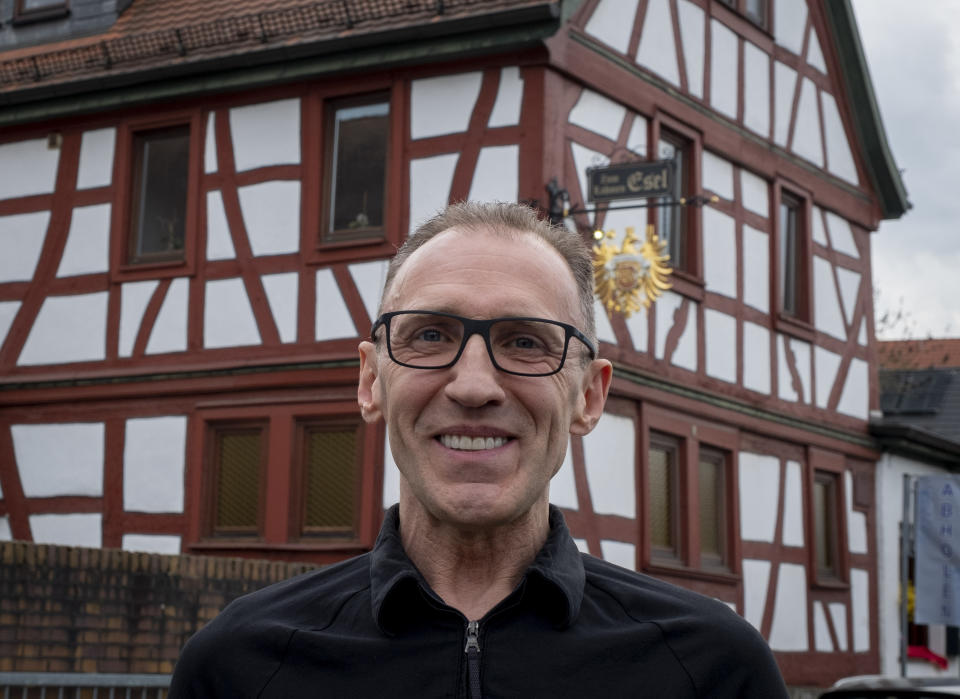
left=464, top=619, right=482, bottom=699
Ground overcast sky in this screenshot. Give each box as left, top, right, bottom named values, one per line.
left=851, top=0, right=960, bottom=339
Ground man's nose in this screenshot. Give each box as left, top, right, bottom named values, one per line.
left=443, top=334, right=505, bottom=408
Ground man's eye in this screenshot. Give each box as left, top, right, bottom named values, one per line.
left=418, top=328, right=446, bottom=342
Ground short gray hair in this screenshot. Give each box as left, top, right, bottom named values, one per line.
left=379, top=201, right=596, bottom=344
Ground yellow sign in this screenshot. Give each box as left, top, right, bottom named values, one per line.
left=593, top=225, right=672, bottom=317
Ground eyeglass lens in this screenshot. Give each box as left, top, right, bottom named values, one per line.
left=387, top=313, right=568, bottom=375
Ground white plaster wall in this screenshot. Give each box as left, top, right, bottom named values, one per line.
left=825, top=210, right=859, bottom=258
left=146, top=277, right=188, bottom=354
left=672, top=303, right=697, bottom=372
left=238, top=181, right=300, bottom=256
left=550, top=440, right=578, bottom=510
left=814, top=345, right=841, bottom=409
left=411, top=72, right=483, bottom=139
left=382, top=431, right=399, bottom=509
left=742, top=558, right=771, bottom=631
left=0, top=210, right=49, bottom=283
left=468, top=145, right=518, bottom=202
left=574, top=538, right=589, bottom=554
left=76, top=128, right=115, bottom=189
left=349, top=259, right=388, bottom=324
left=742, top=321, right=771, bottom=394
left=0, top=138, right=59, bottom=199
left=743, top=42, right=770, bottom=136
left=773, top=61, right=797, bottom=147
left=702, top=151, right=734, bottom=201
left=601, top=201, right=649, bottom=237
left=204, top=278, right=261, bottom=349
left=773, top=0, right=807, bottom=54
left=206, top=190, right=235, bottom=261
left=742, top=225, right=769, bottom=313
left=837, top=357, right=869, bottom=420
left=0, top=517, right=10, bottom=541
left=830, top=602, right=849, bottom=651
left=739, top=452, right=780, bottom=542
left=807, top=30, right=827, bottom=71
left=568, top=89, right=626, bottom=142
left=793, top=79, right=824, bottom=167
left=123, top=416, right=187, bottom=513
left=704, top=309, right=736, bottom=383
left=0, top=301, right=20, bottom=348
left=768, top=562, right=809, bottom=650
left=858, top=318, right=867, bottom=346
left=204, top=112, right=217, bottom=174
left=709, top=19, right=738, bottom=120
left=635, top=0, right=680, bottom=86
left=409, top=154, right=458, bottom=235
left=19, top=291, right=108, bottom=365
left=814, top=256, right=846, bottom=340
left=30, top=513, right=101, bottom=548
left=593, top=299, right=618, bottom=345
left=677, top=0, right=705, bottom=99
left=627, top=115, right=648, bottom=156
left=600, top=540, right=636, bottom=571
left=13, top=423, right=104, bottom=497
left=782, top=460, right=804, bottom=546
left=740, top=169, right=769, bottom=218
left=836, top=266, right=861, bottom=326
left=119, top=280, right=158, bottom=358
left=778, top=334, right=806, bottom=402
left=315, top=268, right=357, bottom=340
left=654, top=291, right=684, bottom=361
left=845, top=470, right=868, bottom=554
left=703, top=207, right=736, bottom=298
left=814, top=601, right=833, bottom=651
left=584, top=0, right=639, bottom=54
left=851, top=567, right=870, bottom=651
left=230, top=98, right=301, bottom=171
left=570, top=142, right=609, bottom=205
left=122, top=534, right=181, bottom=555
left=821, top=93, right=859, bottom=184
left=623, top=303, right=646, bottom=353
left=812, top=205, right=828, bottom=245
left=488, top=66, right=524, bottom=128
left=261, top=272, right=298, bottom=344
left=57, top=204, right=110, bottom=277
left=583, top=412, right=636, bottom=518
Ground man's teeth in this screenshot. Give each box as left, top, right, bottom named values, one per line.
left=440, top=435, right=507, bottom=451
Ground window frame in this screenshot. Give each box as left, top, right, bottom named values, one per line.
left=771, top=179, right=814, bottom=340
left=806, top=447, right=850, bottom=588
left=203, top=420, right=269, bottom=540
left=715, top=0, right=770, bottom=31
left=111, top=109, right=202, bottom=282
left=12, top=0, right=69, bottom=24
left=642, top=405, right=740, bottom=581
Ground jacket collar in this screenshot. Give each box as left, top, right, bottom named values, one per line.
left=370, top=505, right=585, bottom=633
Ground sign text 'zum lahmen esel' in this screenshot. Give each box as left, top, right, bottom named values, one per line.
left=586, top=160, right=675, bottom=202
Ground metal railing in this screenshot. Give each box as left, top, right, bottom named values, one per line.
left=0, top=673, right=170, bottom=699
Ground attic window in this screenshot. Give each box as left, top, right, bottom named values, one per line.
left=13, top=0, right=69, bottom=23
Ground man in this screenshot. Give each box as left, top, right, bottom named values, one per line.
left=170, top=202, right=788, bottom=697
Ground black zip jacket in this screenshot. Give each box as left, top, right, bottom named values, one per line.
left=169, top=506, right=789, bottom=698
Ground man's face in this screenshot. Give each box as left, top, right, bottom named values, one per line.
left=357, top=227, right=611, bottom=529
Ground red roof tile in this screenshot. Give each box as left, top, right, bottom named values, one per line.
left=878, top=339, right=960, bottom=369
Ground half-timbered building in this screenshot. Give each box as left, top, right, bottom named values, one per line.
left=0, top=0, right=908, bottom=689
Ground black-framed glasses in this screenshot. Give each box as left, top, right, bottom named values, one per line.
left=371, top=311, right=597, bottom=377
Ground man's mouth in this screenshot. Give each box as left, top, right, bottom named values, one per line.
left=439, top=435, right=510, bottom=451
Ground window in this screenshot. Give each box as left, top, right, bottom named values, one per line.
left=698, top=447, right=728, bottom=570
left=774, top=184, right=812, bottom=331
left=13, top=0, right=68, bottom=22
left=128, top=125, right=190, bottom=264
left=656, top=128, right=692, bottom=272
left=323, top=93, right=390, bottom=243
left=207, top=423, right=267, bottom=538
left=813, top=471, right=840, bottom=579
left=649, top=434, right=681, bottom=562
left=716, top=0, right=769, bottom=30
left=778, top=191, right=801, bottom=316
left=296, top=421, right=361, bottom=539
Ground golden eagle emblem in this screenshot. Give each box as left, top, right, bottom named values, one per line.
left=593, top=224, right=672, bottom=317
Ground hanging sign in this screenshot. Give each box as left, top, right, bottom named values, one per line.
left=586, top=160, right=675, bottom=202
left=593, top=224, right=672, bottom=317
left=914, top=475, right=960, bottom=626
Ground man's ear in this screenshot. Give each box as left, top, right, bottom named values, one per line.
left=570, top=358, right=613, bottom=436
left=357, top=340, right=383, bottom=424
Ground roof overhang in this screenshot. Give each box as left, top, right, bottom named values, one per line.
left=870, top=420, right=960, bottom=468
